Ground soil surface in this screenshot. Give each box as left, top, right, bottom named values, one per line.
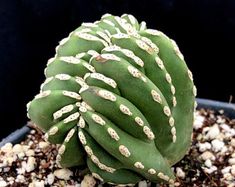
left=0, top=109, right=235, bottom=187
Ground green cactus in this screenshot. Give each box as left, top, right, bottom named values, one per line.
left=27, top=13, right=196, bottom=185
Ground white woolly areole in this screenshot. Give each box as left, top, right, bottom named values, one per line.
left=90, top=73, right=117, bottom=88
left=92, top=173, right=104, bottom=182
left=135, top=117, right=144, bottom=126
left=64, top=128, right=75, bottom=142
left=134, top=162, right=144, bottom=169
left=98, top=90, right=117, bottom=101
left=143, top=126, right=155, bottom=140
left=107, top=128, right=120, bottom=141
left=148, top=168, right=157, bottom=174
left=35, top=90, right=51, bottom=99
left=119, top=145, right=131, bottom=157
left=119, top=104, right=132, bottom=116
left=155, top=56, right=164, bottom=69
left=78, top=117, right=86, bottom=128
left=81, top=22, right=98, bottom=27
left=100, top=53, right=121, bottom=61
left=59, top=56, right=81, bottom=64
left=58, top=145, right=66, bottom=155
left=84, top=146, right=93, bottom=156
left=78, top=131, right=87, bottom=145
left=91, top=114, right=106, bottom=125
left=63, top=112, right=80, bottom=124
left=163, top=106, right=171, bottom=116
left=53, top=104, right=74, bottom=120
left=127, top=65, right=142, bottom=78
left=75, top=32, right=108, bottom=47
left=151, top=90, right=162, bottom=104
left=145, top=29, right=161, bottom=36
left=62, top=91, right=81, bottom=100
left=49, top=126, right=59, bottom=136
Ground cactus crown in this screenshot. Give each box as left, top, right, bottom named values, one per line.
left=27, top=13, right=196, bottom=185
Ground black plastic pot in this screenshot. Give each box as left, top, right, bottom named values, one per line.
left=1, top=98, right=235, bottom=147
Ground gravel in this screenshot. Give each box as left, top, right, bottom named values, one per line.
left=0, top=108, right=235, bottom=187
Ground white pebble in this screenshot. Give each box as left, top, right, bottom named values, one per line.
left=193, top=113, right=205, bottom=130
left=25, top=149, right=35, bottom=157
left=12, top=144, right=23, bottom=154
left=22, top=145, right=29, bottom=152
left=38, top=141, right=49, bottom=149
left=1, top=143, right=13, bottom=153
left=138, top=180, right=147, bottom=187
left=223, top=173, right=233, bottom=181
left=221, top=166, right=231, bottom=174
left=197, top=142, right=211, bottom=152
left=232, top=153, right=235, bottom=158
left=203, top=165, right=217, bottom=174
left=200, top=151, right=215, bottom=161
left=0, top=180, right=7, bottom=187
left=16, top=175, right=25, bottom=183
left=17, top=152, right=25, bottom=159
left=25, top=157, right=36, bottom=172
left=202, top=126, right=210, bottom=134
left=228, top=158, right=235, bottom=165
left=176, top=167, right=185, bottom=179
left=46, top=173, right=55, bottom=185
left=211, top=139, right=224, bottom=152
left=205, top=124, right=220, bottom=140
left=220, top=123, right=231, bottom=132
left=54, top=169, right=73, bottom=180
left=204, top=159, right=212, bottom=168
left=231, top=165, right=235, bottom=176
left=34, top=180, right=45, bottom=187
left=81, top=175, right=96, bottom=187
left=231, top=139, right=235, bottom=147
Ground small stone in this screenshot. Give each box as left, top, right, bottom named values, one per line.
left=193, top=114, right=205, bottom=130
left=228, top=158, right=235, bottom=165
left=25, top=149, right=35, bottom=157
left=54, top=169, right=73, bottom=180
left=46, top=173, right=55, bottom=185
left=176, top=167, right=185, bottom=179
left=223, top=173, right=233, bottom=181
left=6, top=177, right=14, bottom=182
left=30, top=130, right=36, bottom=134
left=174, top=182, right=181, bottom=187
left=81, top=175, right=96, bottom=187
left=138, top=181, right=147, bottom=187
left=231, top=139, right=235, bottom=147
left=211, top=139, right=224, bottom=152
left=200, top=151, right=215, bottom=161
left=231, top=165, right=235, bottom=176
left=205, top=159, right=212, bottom=168
left=22, top=145, right=30, bottom=152
left=38, top=142, right=49, bottom=149
left=16, top=175, right=25, bottom=183
left=221, top=166, right=231, bottom=174
left=17, top=152, right=25, bottom=159
left=205, top=124, right=220, bottom=140
left=12, top=144, right=23, bottom=154
left=1, top=143, right=13, bottom=153
left=203, top=165, right=217, bottom=174
left=197, top=142, right=211, bottom=152
left=34, top=180, right=45, bottom=187
left=25, top=156, right=36, bottom=172
left=0, top=180, right=7, bottom=187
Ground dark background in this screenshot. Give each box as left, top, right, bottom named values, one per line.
left=0, top=0, right=234, bottom=138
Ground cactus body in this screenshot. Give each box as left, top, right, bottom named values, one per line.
left=27, top=13, right=196, bottom=185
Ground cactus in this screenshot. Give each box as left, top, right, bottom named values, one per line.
left=27, top=13, right=196, bottom=185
